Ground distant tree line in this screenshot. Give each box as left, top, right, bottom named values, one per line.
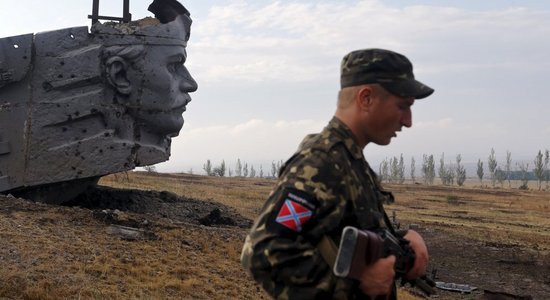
left=195, top=149, right=550, bottom=191
left=202, top=158, right=284, bottom=179
left=378, top=148, right=550, bottom=190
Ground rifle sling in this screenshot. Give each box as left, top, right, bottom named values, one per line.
left=318, top=235, right=338, bottom=268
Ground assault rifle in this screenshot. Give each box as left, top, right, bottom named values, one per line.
left=333, top=226, right=436, bottom=296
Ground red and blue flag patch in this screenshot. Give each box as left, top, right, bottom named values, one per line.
left=275, top=197, right=313, bottom=232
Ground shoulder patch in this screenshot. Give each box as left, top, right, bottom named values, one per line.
left=273, top=190, right=318, bottom=233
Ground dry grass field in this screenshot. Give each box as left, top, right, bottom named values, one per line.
left=0, top=172, right=548, bottom=299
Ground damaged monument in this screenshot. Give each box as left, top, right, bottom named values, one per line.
left=0, top=0, right=197, bottom=203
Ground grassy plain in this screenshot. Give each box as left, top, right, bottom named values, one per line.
left=0, top=172, right=548, bottom=299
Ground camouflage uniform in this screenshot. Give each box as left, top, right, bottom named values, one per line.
left=241, top=117, right=398, bottom=300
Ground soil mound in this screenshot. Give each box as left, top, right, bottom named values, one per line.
left=63, top=186, right=252, bottom=228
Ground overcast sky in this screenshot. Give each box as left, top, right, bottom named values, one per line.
left=2, top=0, right=549, bottom=174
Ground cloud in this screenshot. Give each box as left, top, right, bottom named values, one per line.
left=149, top=1, right=550, bottom=172
left=188, top=1, right=550, bottom=86
left=231, top=119, right=265, bottom=133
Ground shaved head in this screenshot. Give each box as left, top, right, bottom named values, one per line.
left=337, top=83, right=390, bottom=110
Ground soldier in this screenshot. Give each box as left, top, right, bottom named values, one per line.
left=241, top=48, right=433, bottom=299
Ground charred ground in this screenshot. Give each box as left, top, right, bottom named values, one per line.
left=64, top=186, right=252, bottom=228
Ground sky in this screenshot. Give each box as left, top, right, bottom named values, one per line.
left=1, top=0, right=550, bottom=175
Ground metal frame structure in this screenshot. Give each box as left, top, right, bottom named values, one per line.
left=88, top=0, right=132, bottom=25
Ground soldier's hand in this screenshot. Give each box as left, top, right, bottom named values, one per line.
left=403, top=229, right=429, bottom=279
left=358, top=255, right=395, bottom=297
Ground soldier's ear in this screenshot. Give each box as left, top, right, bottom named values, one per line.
left=105, top=56, right=131, bottom=95
left=357, top=86, right=374, bottom=111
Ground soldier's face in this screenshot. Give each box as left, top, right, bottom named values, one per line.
left=367, top=93, right=414, bottom=145
left=127, top=44, right=197, bottom=137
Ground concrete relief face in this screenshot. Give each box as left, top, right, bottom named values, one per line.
left=109, top=44, right=197, bottom=137
left=0, top=1, right=196, bottom=197
left=137, top=45, right=197, bottom=136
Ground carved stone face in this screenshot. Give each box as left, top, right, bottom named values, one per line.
left=126, top=45, right=197, bottom=137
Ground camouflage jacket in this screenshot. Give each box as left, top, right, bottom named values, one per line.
left=241, top=117, right=397, bottom=300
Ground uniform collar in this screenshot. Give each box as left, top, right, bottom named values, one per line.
left=325, top=117, right=365, bottom=161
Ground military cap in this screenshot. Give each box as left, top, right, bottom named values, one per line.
left=340, top=48, right=434, bottom=99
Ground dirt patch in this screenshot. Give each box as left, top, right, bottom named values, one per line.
left=63, top=185, right=252, bottom=228
left=0, top=191, right=260, bottom=299
left=399, top=185, right=523, bottom=198
left=417, top=225, right=550, bottom=300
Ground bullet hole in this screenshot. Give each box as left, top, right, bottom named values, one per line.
left=62, top=127, right=67, bottom=132
left=81, top=129, right=87, bottom=134
left=60, top=61, right=65, bottom=66
left=42, top=82, right=53, bottom=91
